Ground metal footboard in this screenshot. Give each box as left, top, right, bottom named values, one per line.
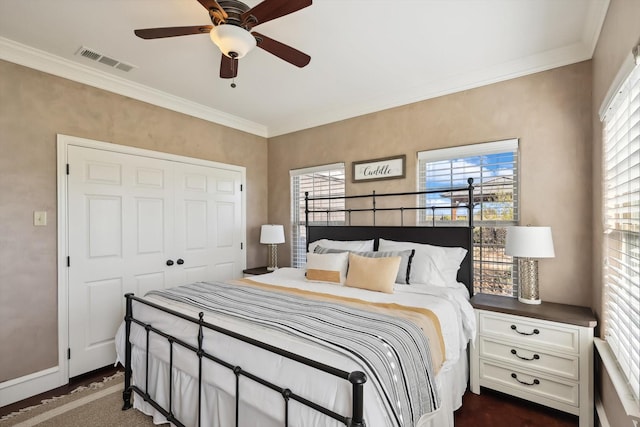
left=121, top=293, right=367, bottom=427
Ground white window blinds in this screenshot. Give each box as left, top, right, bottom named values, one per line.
left=290, top=163, right=345, bottom=268
left=602, top=63, right=640, bottom=401
left=418, top=139, right=519, bottom=296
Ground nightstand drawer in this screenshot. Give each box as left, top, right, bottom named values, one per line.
left=479, top=312, right=580, bottom=354
left=479, top=360, right=579, bottom=407
left=479, top=337, right=579, bottom=380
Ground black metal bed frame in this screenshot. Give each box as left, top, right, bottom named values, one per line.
left=305, top=178, right=475, bottom=228
left=121, top=294, right=367, bottom=427
left=121, top=178, right=475, bottom=427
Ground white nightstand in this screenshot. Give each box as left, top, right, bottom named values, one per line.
left=469, top=293, right=597, bottom=427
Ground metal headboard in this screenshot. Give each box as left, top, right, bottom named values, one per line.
left=304, top=178, right=476, bottom=294
left=304, top=178, right=475, bottom=228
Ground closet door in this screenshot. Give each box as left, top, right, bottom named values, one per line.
left=67, top=146, right=175, bottom=376
left=67, top=145, right=243, bottom=377
left=172, top=162, right=243, bottom=285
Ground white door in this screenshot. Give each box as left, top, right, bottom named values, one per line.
left=173, top=162, right=243, bottom=285
left=67, top=145, right=243, bottom=377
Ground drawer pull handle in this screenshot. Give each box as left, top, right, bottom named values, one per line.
left=510, top=349, right=540, bottom=361
left=511, top=373, right=540, bottom=386
left=510, top=325, right=539, bottom=336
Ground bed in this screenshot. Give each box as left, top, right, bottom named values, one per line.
left=116, top=180, right=477, bottom=427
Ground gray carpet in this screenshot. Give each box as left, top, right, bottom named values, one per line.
left=0, top=373, right=163, bottom=427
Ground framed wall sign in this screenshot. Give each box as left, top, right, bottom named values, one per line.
left=352, top=155, right=406, bottom=183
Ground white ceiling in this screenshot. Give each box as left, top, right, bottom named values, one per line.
left=0, top=0, right=609, bottom=137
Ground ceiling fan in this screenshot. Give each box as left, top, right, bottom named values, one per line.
left=134, top=0, right=311, bottom=84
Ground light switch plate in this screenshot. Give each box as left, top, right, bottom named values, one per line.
left=34, top=211, right=47, bottom=226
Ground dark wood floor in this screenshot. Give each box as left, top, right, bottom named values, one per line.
left=455, top=388, right=578, bottom=427
left=2, top=365, right=578, bottom=426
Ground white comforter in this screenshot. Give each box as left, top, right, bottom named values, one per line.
left=115, top=268, right=476, bottom=427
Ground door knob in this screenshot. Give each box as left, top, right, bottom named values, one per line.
left=166, top=259, right=174, bottom=266
left=177, top=258, right=184, bottom=265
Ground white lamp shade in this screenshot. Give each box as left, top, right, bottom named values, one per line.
left=505, top=226, right=555, bottom=258
left=260, top=225, right=285, bottom=244
left=209, top=24, right=256, bottom=59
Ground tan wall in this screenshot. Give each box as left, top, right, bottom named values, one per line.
left=269, top=61, right=593, bottom=307
left=0, top=60, right=268, bottom=382
left=591, top=0, right=640, bottom=426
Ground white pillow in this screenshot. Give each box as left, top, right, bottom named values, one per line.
left=307, top=239, right=374, bottom=254
left=378, top=238, right=467, bottom=286
left=305, top=252, right=349, bottom=284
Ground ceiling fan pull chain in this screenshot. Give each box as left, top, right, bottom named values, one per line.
left=231, top=57, right=237, bottom=88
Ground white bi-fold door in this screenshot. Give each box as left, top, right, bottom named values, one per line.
left=67, top=144, right=243, bottom=377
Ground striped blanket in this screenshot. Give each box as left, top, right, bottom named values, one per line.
left=147, top=280, right=443, bottom=426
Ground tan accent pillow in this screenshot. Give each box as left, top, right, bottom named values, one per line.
left=306, top=269, right=341, bottom=283
left=345, top=253, right=401, bottom=294
left=305, top=252, right=349, bottom=284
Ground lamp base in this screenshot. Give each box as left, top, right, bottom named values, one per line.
left=518, top=258, right=541, bottom=305
left=518, top=296, right=541, bottom=305
left=267, top=244, right=279, bottom=271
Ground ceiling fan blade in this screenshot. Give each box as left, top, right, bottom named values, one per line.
left=252, top=32, right=310, bottom=67
left=242, top=0, right=312, bottom=26
left=220, top=55, right=238, bottom=78
left=197, top=0, right=228, bottom=21
left=134, top=25, right=213, bottom=39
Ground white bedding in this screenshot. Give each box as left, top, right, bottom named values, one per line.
left=115, top=267, right=476, bottom=427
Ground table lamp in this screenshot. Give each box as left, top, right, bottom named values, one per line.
left=260, top=224, right=285, bottom=271
left=505, top=226, right=555, bottom=304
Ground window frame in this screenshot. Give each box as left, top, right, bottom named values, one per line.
left=601, top=60, right=640, bottom=403
left=417, top=139, right=520, bottom=296
left=290, top=163, right=346, bottom=268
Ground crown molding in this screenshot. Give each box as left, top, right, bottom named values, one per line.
left=582, top=0, right=610, bottom=57
left=0, top=37, right=268, bottom=138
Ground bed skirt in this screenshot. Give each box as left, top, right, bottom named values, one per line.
left=123, top=345, right=468, bottom=427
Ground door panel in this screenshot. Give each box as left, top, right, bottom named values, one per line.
left=86, top=278, right=124, bottom=346
left=135, top=272, right=167, bottom=296
left=172, top=163, right=243, bottom=285
left=184, top=200, right=207, bottom=250
left=184, top=266, right=209, bottom=284
left=68, top=146, right=175, bottom=376
left=216, top=203, right=235, bottom=247
left=135, top=167, right=164, bottom=188
left=87, top=196, right=122, bottom=258
left=136, top=198, right=165, bottom=254
left=213, top=262, right=235, bottom=281
left=67, top=144, right=244, bottom=377
left=85, top=160, right=122, bottom=185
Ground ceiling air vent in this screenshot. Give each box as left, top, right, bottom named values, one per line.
left=75, top=46, right=136, bottom=73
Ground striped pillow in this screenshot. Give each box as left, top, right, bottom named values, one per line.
left=314, top=246, right=415, bottom=284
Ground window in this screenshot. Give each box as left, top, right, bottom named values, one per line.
left=418, top=139, right=519, bottom=296
left=602, top=63, right=640, bottom=401
left=290, top=163, right=345, bottom=268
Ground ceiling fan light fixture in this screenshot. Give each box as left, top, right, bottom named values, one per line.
left=209, top=24, right=256, bottom=59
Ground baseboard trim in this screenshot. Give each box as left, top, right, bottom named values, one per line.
left=0, top=366, right=65, bottom=407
